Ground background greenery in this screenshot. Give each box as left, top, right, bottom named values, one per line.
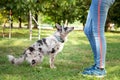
left=0, top=29, right=120, bottom=80
left=0, top=0, right=120, bottom=80
left=0, top=0, right=120, bottom=31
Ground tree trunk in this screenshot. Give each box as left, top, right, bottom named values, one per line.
left=9, top=10, right=13, bottom=28
left=105, top=17, right=111, bottom=32
left=27, top=14, right=29, bottom=29
left=18, top=16, right=22, bottom=28
left=33, top=13, right=38, bottom=29
left=29, top=11, right=32, bottom=40
left=11, top=20, right=13, bottom=28
left=28, top=11, right=32, bottom=29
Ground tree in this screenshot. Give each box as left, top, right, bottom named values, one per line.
left=0, top=0, right=45, bottom=28
left=103, top=0, right=120, bottom=31
left=1, top=0, right=120, bottom=31
left=76, top=0, right=91, bottom=26
left=0, top=0, right=26, bottom=28
left=109, top=0, right=120, bottom=27
left=0, top=0, right=91, bottom=27
left=41, top=0, right=91, bottom=26
left=0, top=0, right=14, bottom=28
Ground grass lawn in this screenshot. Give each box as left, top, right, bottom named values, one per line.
left=0, top=28, right=120, bottom=80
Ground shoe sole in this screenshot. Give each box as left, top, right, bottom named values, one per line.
left=82, top=73, right=106, bottom=78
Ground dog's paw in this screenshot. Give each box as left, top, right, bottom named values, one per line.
left=7, top=55, right=15, bottom=64
left=50, top=65, right=56, bottom=69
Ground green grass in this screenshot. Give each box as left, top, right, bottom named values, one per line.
left=0, top=28, right=120, bottom=80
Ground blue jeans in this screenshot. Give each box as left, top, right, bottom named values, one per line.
left=84, top=0, right=115, bottom=68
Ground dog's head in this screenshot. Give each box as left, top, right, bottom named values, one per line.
left=54, top=23, right=74, bottom=43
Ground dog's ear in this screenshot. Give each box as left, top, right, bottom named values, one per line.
left=55, top=23, right=61, bottom=30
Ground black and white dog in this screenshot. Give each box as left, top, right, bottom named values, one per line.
left=8, top=23, right=74, bottom=68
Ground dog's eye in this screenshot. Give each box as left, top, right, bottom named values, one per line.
left=58, top=29, right=62, bottom=33
left=64, top=27, right=68, bottom=31
left=29, top=53, right=31, bottom=54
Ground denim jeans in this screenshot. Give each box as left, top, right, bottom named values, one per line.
left=84, top=0, right=115, bottom=68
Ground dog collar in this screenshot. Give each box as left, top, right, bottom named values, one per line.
left=54, top=35, right=64, bottom=43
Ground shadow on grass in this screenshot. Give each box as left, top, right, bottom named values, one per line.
left=0, top=30, right=120, bottom=80
left=110, top=31, right=120, bottom=33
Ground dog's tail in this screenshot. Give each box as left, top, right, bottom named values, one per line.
left=7, top=54, right=25, bottom=65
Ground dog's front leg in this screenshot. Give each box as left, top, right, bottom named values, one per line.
left=49, top=54, right=56, bottom=69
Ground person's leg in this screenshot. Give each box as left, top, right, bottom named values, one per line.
left=91, top=0, right=114, bottom=69
left=84, top=6, right=97, bottom=67
left=82, top=0, right=115, bottom=77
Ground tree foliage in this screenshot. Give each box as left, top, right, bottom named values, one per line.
left=42, top=0, right=91, bottom=25
left=0, top=0, right=120, bottom=29
left=0, top=0, right=90, bottom=26
left=108, top=0, right=120, bottom=27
